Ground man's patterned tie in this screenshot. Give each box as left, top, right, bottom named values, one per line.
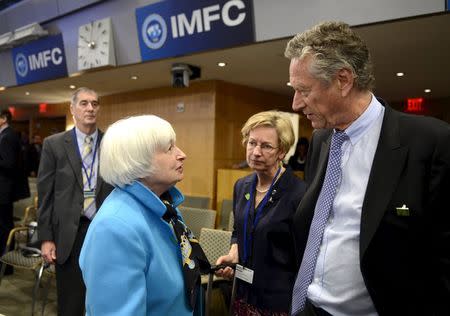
left=291, top=131, right=349, bottom=315
left=82, top=136, right=95, bottom=219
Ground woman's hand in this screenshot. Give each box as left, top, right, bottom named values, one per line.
left=215, top=244, right=239, bottom=279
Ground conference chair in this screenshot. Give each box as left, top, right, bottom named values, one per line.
left=199, top=228, right=233, bottom=316
left=227, top=211, right=234, bottom=232
left=218, top=199, right=233, bottom=230
left=199, top=228, right=232, bottom=266
left=0, top=225, right=44, bottom=316
left=182, top=195, right=211, bottom=209
left=179, top=206, right=216, bottom=237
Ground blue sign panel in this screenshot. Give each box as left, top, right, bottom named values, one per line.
left=12, top=34, right=68, bottom=85
left=136, top=0, right=254, bottom=61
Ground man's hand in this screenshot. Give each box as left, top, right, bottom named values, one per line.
left=41, top=241, right=56, bottom=264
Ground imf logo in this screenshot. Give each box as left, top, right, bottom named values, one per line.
left=142, top=13, right=167, bottom=50
left=15, top=53, right=28, bottom=77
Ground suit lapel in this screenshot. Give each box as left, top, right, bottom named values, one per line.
left=95, top=131, right=104, bottom=197
left=241, top=175, right=254, bottom=203
left=0, top=126, right=8, bottom=141
left=360, top=106, right=408, bottom=259
left=300, top=131, right=331, bottom=216
left=306, top=137, right=331, bottom=205
left=63, top=129, right=84, bottom=188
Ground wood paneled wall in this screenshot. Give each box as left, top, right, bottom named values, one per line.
left=212, top=81, right=294, bottom=210
left=32, top=117, right=66, bottom=138
left=10, top=87, right=450, bottom=213
left=91, top=80, right=295, bottom=209
left=11, top=103, right=70, bottom=140
left=214, top=81, right=293, bottom=171
left=23, top=80, right=301, bottom=210
left=97, top=81, right=217, bottom=201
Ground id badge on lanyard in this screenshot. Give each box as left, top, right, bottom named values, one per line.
left=241, top=167, right=281, bottom=276
left=235, top=264, right=254, bottom=284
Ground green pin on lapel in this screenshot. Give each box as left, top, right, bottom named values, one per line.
left=245, top=193, right=250, bottom=200
left=396, top=204, right=410, bottom=216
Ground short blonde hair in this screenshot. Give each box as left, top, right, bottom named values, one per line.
left=241, top=111, right=295, bottom=153
left=100, top=115, right=176, bottom=188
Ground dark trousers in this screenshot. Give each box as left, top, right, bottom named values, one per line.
left=0, top=202, right=14, bottom=274
left=0, top=202, right=14, bottom=255
left=55, top=217, right=90, bottom=316
left=294, top=300, right=333, bottom=316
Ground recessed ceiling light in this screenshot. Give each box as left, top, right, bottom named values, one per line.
left=69, top=85, right=76, bottom=89
left=217, top=62, right=226, bottom=67
left=130, top=75, right=138, bottom=80
left=396, top=72, right=404, bottom=77
left=69, top=72, right=82, bottom=77
left=424, top=89, right=431, bottom=93
left=25, top=91, right=30, bottom=95
left=286, top=82, right=292, bottom=86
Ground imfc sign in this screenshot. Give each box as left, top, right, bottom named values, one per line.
left=12, top=34, right=68, bottom=85
left=136, top=0, right=254, bottom=61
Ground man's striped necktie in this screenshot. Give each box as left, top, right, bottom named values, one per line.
left=82, top=136, right=95, bottom=219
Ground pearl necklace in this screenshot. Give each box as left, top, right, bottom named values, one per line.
left=255, top=166, right=285, bottom=194
left=255, top=186, right=269, bottom=193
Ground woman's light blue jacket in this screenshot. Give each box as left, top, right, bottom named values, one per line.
left=79, top=181, right=193, bottom=315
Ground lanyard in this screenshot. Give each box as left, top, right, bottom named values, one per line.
left=72, top=128, right=99, bottom=190
left=242, top=167, right=281, bottom=264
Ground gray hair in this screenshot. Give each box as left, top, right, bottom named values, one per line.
left=285, top=21, right=375, bottom=91
left=100, top=115, right=176, bottom=188
left=71, top=87, right=98, bottom=106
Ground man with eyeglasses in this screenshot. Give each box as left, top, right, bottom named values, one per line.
left=38, top=87, right=113, bottom=316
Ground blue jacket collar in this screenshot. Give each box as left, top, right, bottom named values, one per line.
left=120, top=181, right=184, bottom=218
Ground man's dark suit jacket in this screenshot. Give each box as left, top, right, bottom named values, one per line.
left=37, top=129, right=113, bottom=264
left=0, top=126, right=21, bottom=205
left=293, top=100, right=450, bottom=315
left=0, top=126, right=29, bottom=204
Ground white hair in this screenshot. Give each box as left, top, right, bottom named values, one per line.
left=100, top=115, right=176, bottom=188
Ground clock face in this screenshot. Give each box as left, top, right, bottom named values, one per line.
left=78, top=17, right=116, bottom=70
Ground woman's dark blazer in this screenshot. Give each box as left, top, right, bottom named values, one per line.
left=231, top=167, right=307, bottom=312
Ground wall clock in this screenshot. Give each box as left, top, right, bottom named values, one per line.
left=78, top=17, right=116, bottom=70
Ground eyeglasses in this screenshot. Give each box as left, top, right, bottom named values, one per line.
left=246, top=140, right=278, bottom=154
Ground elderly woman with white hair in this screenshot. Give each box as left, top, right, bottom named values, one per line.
left=79, top=115, right=209, bottom=316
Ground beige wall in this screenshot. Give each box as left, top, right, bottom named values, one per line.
left=10, top=85, right=450, bottom=212
left=13, top=80, right=303, bottom=210
left=97, top=81, right=217, bottom=201
left=214, top=81, right=293, bottom=170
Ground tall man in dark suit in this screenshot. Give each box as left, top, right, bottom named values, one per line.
left=285, top=21, right=450, bottom=316
left=38, top=87, right=113, bottom=316
left=0, top=110, right=23, bottom=261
